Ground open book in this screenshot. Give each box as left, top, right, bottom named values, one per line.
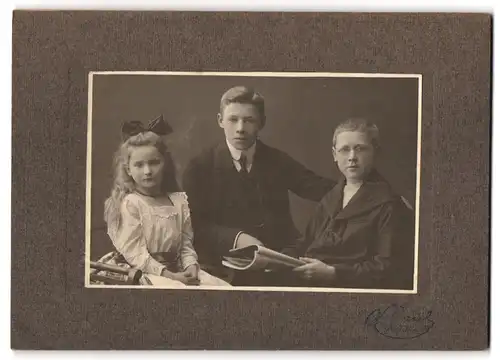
left=222, top=245, right=306, bottom=271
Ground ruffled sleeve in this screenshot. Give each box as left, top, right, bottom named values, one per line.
left=174, top=192, right=199, bottom=270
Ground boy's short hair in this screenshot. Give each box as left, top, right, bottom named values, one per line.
left=219, top=86, right=266, bottom=126
left=332, top=118, right=380, bottom=150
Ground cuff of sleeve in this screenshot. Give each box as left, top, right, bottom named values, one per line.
left=233, top=231, right=244, bottom=249
left=331, top=263, right=353, bottom=282
left=182, top=256, right=199, bottom=270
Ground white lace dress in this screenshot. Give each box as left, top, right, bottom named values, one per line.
left=93, top=191, right=230, bottom=287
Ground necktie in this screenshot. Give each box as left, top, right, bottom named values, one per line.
left=238, top=154, right=248, bottom=174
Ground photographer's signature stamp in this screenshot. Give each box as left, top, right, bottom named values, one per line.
left=366, top=304, right=435, bottom=339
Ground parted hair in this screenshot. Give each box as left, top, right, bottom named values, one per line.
left=219, top=86, right=266, bottom=127
left=332, top=118, right=380, bottom=150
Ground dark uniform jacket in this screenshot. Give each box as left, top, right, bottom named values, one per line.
left=284, top=170, right=415, bottom=290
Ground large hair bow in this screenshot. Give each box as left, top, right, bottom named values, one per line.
left=121, top=114, right=173, bottom=141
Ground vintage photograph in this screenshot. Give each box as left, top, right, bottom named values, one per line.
left=85, top=72, right=422, bottom=293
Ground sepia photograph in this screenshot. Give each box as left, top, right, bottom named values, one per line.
left=85, top=71, right=422, bottom=293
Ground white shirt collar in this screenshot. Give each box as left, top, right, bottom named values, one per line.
left=226, top=139, right=257, bottom=163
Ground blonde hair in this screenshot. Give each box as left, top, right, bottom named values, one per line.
left=332, top=118, right=380, bottom=150
left=103, top=131, right=179, bottom=232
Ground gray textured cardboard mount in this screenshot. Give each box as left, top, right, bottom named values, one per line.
left=11, top=11, right=490, bottom=350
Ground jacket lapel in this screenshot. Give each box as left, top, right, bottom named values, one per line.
left=214, top=142, right=237, bottom=172
left=249, top=140, right=266, bottom=176
left=333, top=170, right=396, bottom=220
left=212, top=142, right=241, bottom=209
left=323, top=181, right=344, bottom=218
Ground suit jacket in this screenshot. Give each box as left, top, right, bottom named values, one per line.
left=284, top=170, right=415, bottom=290
left=182, top=140, right=335, bottom=266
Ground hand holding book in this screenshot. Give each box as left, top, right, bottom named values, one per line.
left=292, top=257, right=337, bottom=282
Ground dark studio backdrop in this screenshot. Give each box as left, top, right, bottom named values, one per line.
left=89, top=74, right=419, bottom=260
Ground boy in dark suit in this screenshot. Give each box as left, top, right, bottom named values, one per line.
left=182, top=86, right=335, bottom=285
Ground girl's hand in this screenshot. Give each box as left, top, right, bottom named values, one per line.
left=161, top=266, right=200, bottom=285
left=178, top=264, right=200, bottom=285
left=292, top=257, right=336, bottom=283
left=177, top=272, right=200, bottom=286
left=183, top=264, right=200, bottom=281
left=178, top=264, right=201, bottom=285
left=160, top=268, right=192, bottom=284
